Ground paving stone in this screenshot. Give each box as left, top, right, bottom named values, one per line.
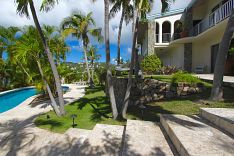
left=200, top=108, right=234, bottom=136
left=122, top=120, right=174, bottom=156
left=78, top=124, right=124, bottom=156
left=160, top=114, right=234, bottom=156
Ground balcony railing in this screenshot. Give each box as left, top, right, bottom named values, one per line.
left=193, top=0, right=234, bottom=36
left=162, top=33, right=171, bottom=43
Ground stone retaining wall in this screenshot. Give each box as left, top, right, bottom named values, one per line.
left=111, top=77, right=205, bottom=109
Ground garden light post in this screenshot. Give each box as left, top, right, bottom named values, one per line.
left=71, top=114, right=77, bottom=128
left=139, top=105, right=146, bottom=120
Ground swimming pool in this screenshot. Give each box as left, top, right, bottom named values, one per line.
left=0, top=88, right=38, bottom=113
left=0, top=86, right=69, bottom=113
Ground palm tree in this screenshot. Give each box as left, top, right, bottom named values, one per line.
left=121, top=0, right=175, bottom=118
left=87, top=46, right=101, bottom=80
left=12, top=26, right=61, bottom=115
left=110, top=0, right=133, bottom=66
left=210, top=9, right=234, bottom=101
left=15, top=0, right=65, bottom=115
left=61, top=12, right=102, bottom=88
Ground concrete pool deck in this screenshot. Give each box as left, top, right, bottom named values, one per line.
left=0, top=84, right=87, bottom=155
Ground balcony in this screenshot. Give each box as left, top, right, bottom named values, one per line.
left=193, top=0, right=234, bottom=36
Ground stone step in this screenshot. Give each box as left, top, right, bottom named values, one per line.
left=200, top=108, right=234, bottom=136
left=77, top=124, right=124, bottom=156
left=122, top=120, right=174, bottom=156
left=65, top=128, right=91, bottom=146
left=160, top=114, right=234, bottom=156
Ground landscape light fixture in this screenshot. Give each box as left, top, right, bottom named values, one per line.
left=70, top=114, right=78, bottom=128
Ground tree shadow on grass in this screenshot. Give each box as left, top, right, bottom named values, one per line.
left=34, top=119, right=63, bottom=131
left=85, top=86, right=104, bottom=95
left=76, top=96, right=112, bottom=122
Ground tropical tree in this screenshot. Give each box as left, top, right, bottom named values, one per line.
left=210, top=9, right=234, bottom=101
left=87, top=46, right=101, bottom=80
left=11, top=26, right=61, bottom=115
left=121, top=0, right=175, bottom=118
left=15, top=0, right=66, bottom=115
left=110, top=0, right=133, bottom=66
left=61, top=12, right=102, bottom=88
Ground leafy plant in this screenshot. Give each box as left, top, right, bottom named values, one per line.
left=229, top=47, right=234, bottom=55
left=141, top=55, right=161, bottom=74
left=159, top=66, right=179, bottom=75
left=172, top=71, right=201, bottom=84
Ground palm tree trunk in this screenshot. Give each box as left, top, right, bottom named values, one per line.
left=36, top=60, right=61, bottom=116
left=117, top=8, right=125, bottom=65
left=105, top=0, right=118, bottom=119
left=121, top=15, right=139, bottom=119
left=210, top=9, right=234, bottom=101
left=83, top=43, right=94, bottom=88
left=29, top=1, right=65, bottom=115
left=17, top=61, right=31, bottom=79
left=91, top=60, right=94, bottom=81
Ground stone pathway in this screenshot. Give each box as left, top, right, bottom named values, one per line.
left=122, top=120, right=174, bottom=156
left=0, top=84, right=87, bottom=156
left=196, top=74, right=234, bottom=87
left=78, top=124, right=124, bottom=156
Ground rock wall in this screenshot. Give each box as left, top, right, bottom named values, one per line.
left=111, top=77, right=205, bottom=108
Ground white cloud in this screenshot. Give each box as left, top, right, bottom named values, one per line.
left=0, top=0, right=192, bottom=47
left=0, top=0, right=132, bottom=46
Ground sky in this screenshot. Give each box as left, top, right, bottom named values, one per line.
left=0, top=0, right=192, bottom=63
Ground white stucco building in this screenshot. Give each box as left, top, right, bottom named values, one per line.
left=138, top=0, right=234, bottom=75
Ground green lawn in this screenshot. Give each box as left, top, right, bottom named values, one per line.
left=145, top=75, right=172, bottom=83
left=35, top=86, right=126, bottom=133
left=35, top=82, right=234, bottom=133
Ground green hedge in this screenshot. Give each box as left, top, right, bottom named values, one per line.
left=141, top=55, right=161, bottom=74
left=172, top=71, right=201, bottom=84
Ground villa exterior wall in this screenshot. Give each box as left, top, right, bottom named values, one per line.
left=157, top=44, right=184, bottom=69
left=140, top=0, right=234, bottom=74
left=192, top=31, right=234, bottom=73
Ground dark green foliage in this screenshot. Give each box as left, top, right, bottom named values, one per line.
left=141, top=55, right=161, bottom=74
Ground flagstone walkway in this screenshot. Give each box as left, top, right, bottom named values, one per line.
left=0, top=84, right=87, bottom=155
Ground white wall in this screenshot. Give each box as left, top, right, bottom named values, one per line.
left=142, top=31, right=148, bottom=56
left=157, top=44, right=184, bottom=69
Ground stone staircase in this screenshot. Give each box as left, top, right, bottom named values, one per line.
left=160, top=108, right=234, bottom=156
left=70, top=108, right=234, bottom=156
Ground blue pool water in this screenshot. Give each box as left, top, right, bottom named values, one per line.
left=0, top=88, right=38, bottom=113
left=0, top=86, right=69, bottom=113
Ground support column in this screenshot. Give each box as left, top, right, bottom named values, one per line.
left=171, top=21, right=174, bottom=40
left=147, top=21, right=156, bottom=55
left=184, top=43, right=193, bottom=72
left=159, top=22, right=162, bottom=43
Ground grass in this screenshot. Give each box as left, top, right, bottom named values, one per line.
left=146, top=75, right=212, bottom=88
left=35, top=82, right=234, bottom=133
left=145, top=75, right=172, bottom=83
left=35, top=86, right=126, bottom=133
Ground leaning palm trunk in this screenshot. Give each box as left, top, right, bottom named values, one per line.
left=117, top=9, right=125, bottom=65
left=29, top=1, right=65, bottom=115
left=91, top=60, right=94, bottom=81
left=105, top=0, right=118, bottom=119
left=36, top=60, right=61, bottom=116
left=83, top=44, right=94, bottom=88
left=210, top=9, right=234, bottom=101
left=121, top=14, right=139, bottom=119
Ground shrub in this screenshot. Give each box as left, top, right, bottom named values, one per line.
left=159, top=66, right=179, bottom=75
left=141, top=55, right=161, bottom=74
left=172, top=71, right=201, bottom=84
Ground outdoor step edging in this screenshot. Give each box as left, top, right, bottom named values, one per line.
left=200, top=108, right=234, bottom=136
left=160, top=114, right=189, bottom=156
